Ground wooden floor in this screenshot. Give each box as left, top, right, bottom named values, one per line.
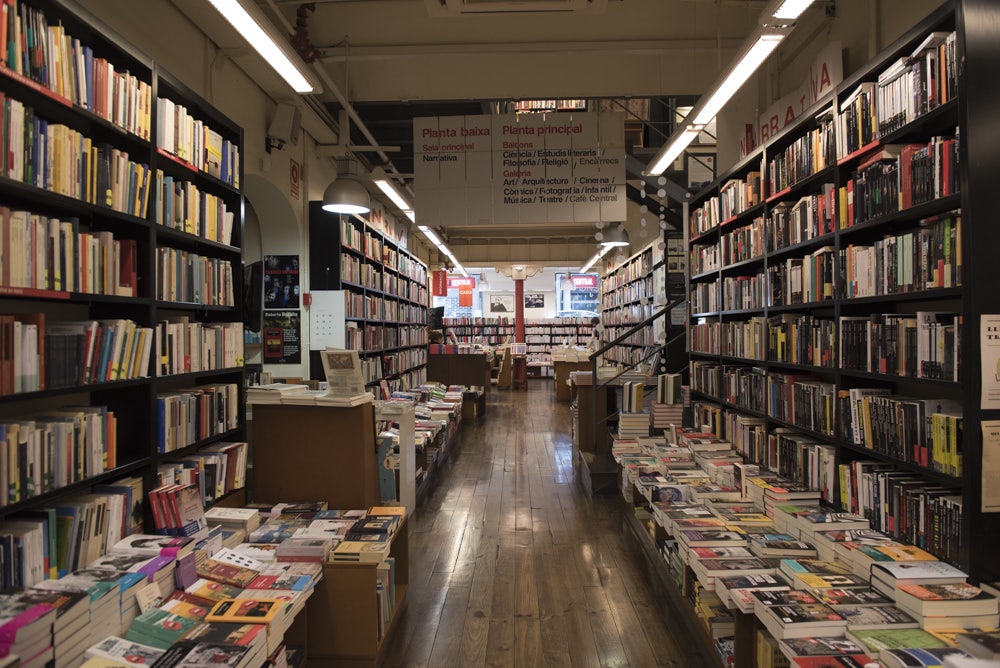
left=380, top=380, right=717, bottom=668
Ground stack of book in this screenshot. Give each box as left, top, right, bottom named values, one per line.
left=204, top=508, right=262, bottom=536
left=245, top=384, right=308, bottom=405
left=617, top=412, right=651, bottom=439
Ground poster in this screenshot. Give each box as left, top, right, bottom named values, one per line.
left=490, top=294, right=514, bottom=313
left=262, top=310, right=301, bottom=364
left=264, top=255, right=300, bottom=309
left=982, top=315, right=1000, bottom=409
left=524, top=293, right=544, bottom=308
left=982, top=421, right=1000, bottom=512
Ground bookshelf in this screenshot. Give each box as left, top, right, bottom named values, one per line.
left=685, top=0, right=1000, bottom=583
left=445, top=316, right=596, bottom=371
left=0, top=0, right=247, bottom=556
left=601, top=239, right=668, bottom=367
left=308, top=203, right=429, bottom=393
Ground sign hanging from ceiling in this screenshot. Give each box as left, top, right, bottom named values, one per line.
left=414, top=112, right=626, bottom=227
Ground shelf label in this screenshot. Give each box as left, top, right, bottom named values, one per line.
left=415, top=111, right=626, bottom=227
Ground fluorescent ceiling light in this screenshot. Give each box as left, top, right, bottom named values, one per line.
left=372, top=168, right=412, bottom=212
left=404, top=210, right=416, bottom=223
left=771, top=0, right=815, bottom=20
left=646, top=27, right=789, bottom=176
left=693, top=32, right=786, bottom=126
left=418, top=225, right=442, bottom=246
left=580, top=245, right=611, bottom=273
left=205, top=0, right=318, bottom=93
left=647, top=127, right=701, bottom=176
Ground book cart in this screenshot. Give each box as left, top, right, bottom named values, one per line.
left=660, top=1, right=1000, bottom=664
left=308, top=202, right=429, bottom=395
left=250, top=402, right=409, bottom=665
left=0, top=0, right=247, bottom=568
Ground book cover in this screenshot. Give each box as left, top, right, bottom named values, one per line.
left=780, top=636, right=869, bottom=657
left=0, top=594, right=55, bottom=644
left=790, top=655, right=874, bottom=667
left=754, top=589, right=823, bottom=607
left=149, top=639, right=252, bottom=667
left=205, top=598, right=284, bottom=625
left=180, top=620, right=268, bottom=647
left=832, top=604, right=919, bottom=629
left=956, top=631, right=1000, bottom=659
left=84, top=635, right=165, bottom=667
left=846, top=628, right=946, bottom=658
left=195, top=558, right=260, bottom=588
left=767, top=603, right=846, bottom=626
left=878, top=646, right=972, bottom=668
left=125, top=608, right=199, bottom=643
left=870, top=560, right=967, bottom=583
left=895, top=583, right=998, bottom=615
left=815, top=589, right=892, bottom=607
left=795, top=573, right=872, bottom=590
left=184, top=579, right=244, bottom=602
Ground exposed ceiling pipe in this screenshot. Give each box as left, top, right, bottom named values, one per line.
left=258, top=0, right=412, bottom=196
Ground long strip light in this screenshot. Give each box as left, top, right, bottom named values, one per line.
left=205, top=0, right=319, bottom=93
left=769, top=0, right=816, bottom=20
left=646, top=26, right=790, bottom=176
left=580, top=245, right=611, bottom=273
left=372, top=167, right=412, bottom=212
left=418, top=225, right=468, bottom=277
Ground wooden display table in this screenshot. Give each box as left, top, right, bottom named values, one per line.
left=554, top=360, right=591, bottom=401
left=426, top=352, right=492, bottom=405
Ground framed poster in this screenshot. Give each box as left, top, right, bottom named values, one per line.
left=524, top=293, right=545, bottom=308
left=264, top=255, right=300, bottom=309
left=490, top=294, right=515, bottom=313
left=262, top=310, right=301, bottom=364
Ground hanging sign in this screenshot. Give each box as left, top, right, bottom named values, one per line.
left=448, top=276, right=476, bottom=289
left=414, top=111, right=626, bottom=227
left=458, top=283, right=473, bottom=307
left=570, top=274, right=598, bottom=288
left=432, top=270, right=448, bottom=296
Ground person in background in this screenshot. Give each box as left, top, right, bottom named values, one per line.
left=589, top=316, right=604, bottom=351
left=429, top=329, right=444, bottom=344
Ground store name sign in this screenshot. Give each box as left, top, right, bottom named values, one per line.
left=570, top=274, right=598, bottom=288
left=447, top=277, right=476, bottom=288
left=414, top=112, right=626, bottom=227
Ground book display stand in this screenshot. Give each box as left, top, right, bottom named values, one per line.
left=250, top=402, right=408, bottom=664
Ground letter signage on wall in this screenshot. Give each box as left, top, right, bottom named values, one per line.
left=414, top=112, right=626, bottom=227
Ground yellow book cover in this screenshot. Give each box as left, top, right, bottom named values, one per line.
left=206, top=598, right=284, bottom=625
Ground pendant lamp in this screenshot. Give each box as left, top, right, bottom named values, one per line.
left=322, top=176, right=370, bottom=214
left=600, top=223, right=629, bottom=247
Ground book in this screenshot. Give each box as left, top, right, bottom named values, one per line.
left=956, top=632, right=1000, bottom=660
left=205, top=598, right=284, bottom=625
left=832, top=603, right=920, bottom=630
left=147, top=638, right=254, bottom=667
left=779, top=636, right=870, bottom=660
left=756, top=602, right=848, bottom=639
left=815, top=589, right=893, bottom=607
left=84, top=636, right=165, bottom=666
left=846, top=628, right=947, bottom=659
left=879, top=647, right=974, bottom=668
left=894, top=583, right=999, bottom=618
left=124, top=608, right=200, bottom=648
left=195, top=558, right=260, bottom=588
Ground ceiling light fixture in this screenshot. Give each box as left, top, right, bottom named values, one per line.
left=404, top=210, right=416, bottom=223
left=371, top=167, right=412, bottom=212
left=599, top=223, right=630, bottom=248
left=580, top=245, right=611, bottom=273
left=204, top=0, right=319, bottom=93
left=769, top=0, right=816, bottom=20
left=322, top=177, right=370, bottom=214
left=646, top=26, right=791, bottom=176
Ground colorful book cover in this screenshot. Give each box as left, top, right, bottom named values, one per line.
left=195, top=558, right=260, bottom=588
left=780, top=636, right=869, bottom=657
left=181, top=621, right=268, bottom=646
left=149, top=639, right=252, bottom=667
left=205, top=598, right=284, bottom=625
left=0, top=595, right=55, bottom=644
left=815, top=589, right=892, bottom=607
left=184, top=579, right=244, bottom=603
left=832, top=604, right=918, bottom=629
left=847, top=628, right=946, bottom=656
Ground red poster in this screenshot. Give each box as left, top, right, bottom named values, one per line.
left=458, top=283, right=473, bottom=307
left=432, top=270, right=448, bottom=296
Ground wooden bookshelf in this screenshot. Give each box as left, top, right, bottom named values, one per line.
left=0, top=0, right=247, bottom=561
left=685, top=0, right=1000, bottom=583
left=600, top=239, right=668, bottom=367
left=308, top=203, right=429, bottom=393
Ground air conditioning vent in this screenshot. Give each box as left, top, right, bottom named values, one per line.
left=426, top=0, right=607, bottom=15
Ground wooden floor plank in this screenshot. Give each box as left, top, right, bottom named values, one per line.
left=379, top=382, right=708, bottom=668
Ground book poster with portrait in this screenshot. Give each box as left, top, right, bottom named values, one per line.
left=262, top=310, right=301, bottom=364
left=524, top=293, right=545, bottom=309
left=263, top=255, right=300, bottom=309
left=490, top=294, right=515, bottom=313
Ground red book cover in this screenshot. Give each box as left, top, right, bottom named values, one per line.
left=118, top=238, right=137, bottom=297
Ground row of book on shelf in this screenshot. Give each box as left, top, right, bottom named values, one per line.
left=612, top=417, right=998, bottom=668
left=690, top=27, right=959, bottom=239
left=0, top=314, right=247, bottom=396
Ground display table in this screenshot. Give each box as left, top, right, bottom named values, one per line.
left=426, top=352, right=492, bottom=407
left=554, top=360, right=591, bottom=401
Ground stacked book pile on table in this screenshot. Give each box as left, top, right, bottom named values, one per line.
left=612, top=428, right=1000, bottom=668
